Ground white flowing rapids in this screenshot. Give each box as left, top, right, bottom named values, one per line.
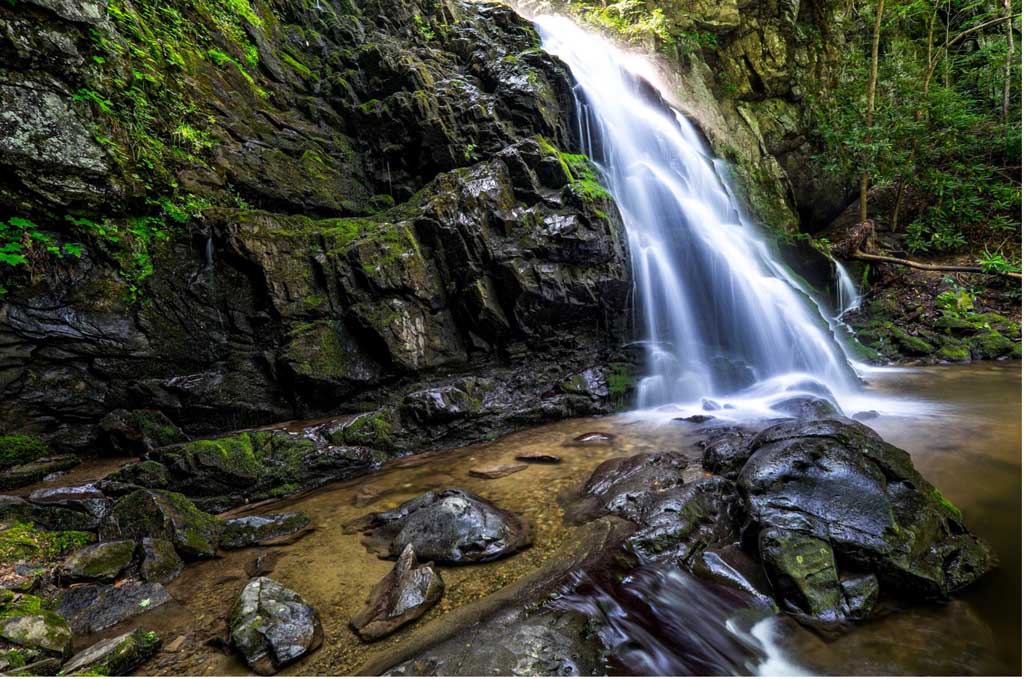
left=535, top=15, right=857, bottom=410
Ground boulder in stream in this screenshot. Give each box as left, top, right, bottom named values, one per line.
left=738, top=417, right=994, bottom=605
left=140, top=538, right=184, bottom=584
left=56, top=580, right=171, bottom=635
left=467, top=463, right=527, bottom=480
left=27, top=484, right=112, bottom=530
left=347, top=489, right=530, bottom=564
left=350, top=545, right=444, bottom=641
left=60, top=628, right=161, bottom=676
left=229, top=577, right=323, bottom=675
left=569, top=450, right=691, bottom=523
left=221, top=512, right=311, bottom=549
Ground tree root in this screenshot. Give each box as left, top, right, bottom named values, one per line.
left=852, top=249, right=1022, bottom=281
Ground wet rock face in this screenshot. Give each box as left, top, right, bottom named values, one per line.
left=350, top=545, right=444, bottom=641
left=0, top=590, right=72, bottom=659
left=58, top=540, right=135, bottom=583
left=569, top=450, right=692, bottom=523
left=735, top=417, right=994, bottom=620
left=0, top=0, right=631, bottom=457
left=229, top=577, right=323, bottom=675
left=221, top=512, right=311, bottom=549
left=348, top=488, right=530, bottom=564
left=56, top=581, right=171, bottom=636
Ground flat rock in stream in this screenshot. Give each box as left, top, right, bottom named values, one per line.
left=56, top=580, right=171, bottom=635
left=27, top=484, right=112, bottom=529
left=347, top=489, right=530, bottom=564
left=567, top=431, right=617, bottom=445
left=59, top=540, right=136, bottom=583
left=467, top=463, right=527, bottom=479
left=229, top=577, right=323, bottom=675
left=60, top=628, right=161, bottom=676
left=0, top=455, right=80, bottom=491
left=99, top=489, right=223, bottom=559
left=221, top=512, right=311, bottom=549
left=350, top=545, right=444, bottom=641
left=514, top=452, right=561, bottom=464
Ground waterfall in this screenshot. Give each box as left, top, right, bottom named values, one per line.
left=536, top=16, right=856, bottom=409
left=833, top=257, right=862, bottom=318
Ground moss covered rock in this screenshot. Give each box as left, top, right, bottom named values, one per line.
left=59, top=540, right=136, bottom=584
left=59, top=628, right=161, bottom=676
left=0, top=591, right=72, bottom=659
left=99, top=490, right=222, bottom=559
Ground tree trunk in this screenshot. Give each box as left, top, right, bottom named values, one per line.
left=1003, top=0, right=1014, bottom=121
left=860, top=0, right=886, bottom=225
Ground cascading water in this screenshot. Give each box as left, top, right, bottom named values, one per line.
left=535, top=16, right=855, bottom=409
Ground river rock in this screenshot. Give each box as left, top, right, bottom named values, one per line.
left=140, top=538, right=183, bottom=584
left=693, top=543, right=776, bottom=610
left=348, top=489, right=530, bottom=564
left=0, top=494, right=98, bottom=532
left=700, top=429, right=755, bottom=479
left=99, top=489, right=223, bottom=559
left=56, top=580, right=171, bottom=635
left=0, top=591, right=72, bottom=659
left=221, top=512, right=311, bottom=549
left=769, top=395, right=840, bottom=419
left=759, top=528, right=844, bottom=623
left=467, top=463, right=527, bottom=480
left=840, top=573, right=879, bottom=619
left=514, top=452, right=561, bottom=464
left=59, top=540, right=136, bottom=583
left=59, top=628, right=161, bottom=676
left=97, top=408, right=186, bottom=455
left=229, top=577, right=323, bottom=675
left=569, top=432, right=617, bottom=445
left=27, top=484, right=111, bottom=529
left=570, top=450, right=690, bottom=523
left=350, top=545, right=444, bottom=641
left=738, top=418, right=994, bottom=602
left=676, top=414, right=715, bottom=423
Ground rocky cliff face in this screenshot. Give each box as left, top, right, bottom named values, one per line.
left=0, top=0, right=633, bottom=454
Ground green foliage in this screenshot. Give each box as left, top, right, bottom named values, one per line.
left=568, top=0, right=674, bottom=45
left=413, top=13, right=435, bottom=41
left=814, top=0, right=1021, bottom=256
left=978, top=247, right=1021, bottom=275
left=0, top=435, right=49, bottom=468
left=0, top=522, right=93, bottom=563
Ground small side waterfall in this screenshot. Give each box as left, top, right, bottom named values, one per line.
left=536, top=16, right=855, bottom=408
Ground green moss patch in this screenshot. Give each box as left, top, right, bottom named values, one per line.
left=0, top=436, right=49, bottom=469
left=0, top=523, right=94, bottom=564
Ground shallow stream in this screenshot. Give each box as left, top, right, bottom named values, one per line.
left=59, top=362, right=1019, bottom=676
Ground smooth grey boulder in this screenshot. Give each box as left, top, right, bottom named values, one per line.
left=229, top=577, right=323, bottom=675
left=350, top=545, right=444, bottom=641
left=348, top=489, right=530, bottom=565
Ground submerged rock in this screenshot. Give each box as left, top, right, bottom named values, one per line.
left=100, top=489, right=223, bottom=559
left=60, top=628, right=161, bottom=676
left=467, top=463, right=527, bottom=480
left=348, top=489, right=530, bottom=565
left=59, top=540, right=135, bottom=583
left=570, top=450, right=690, bottom=523
left=514, top=452, right=562, bottom=464
left=350, top=545, right=444, bottom=641
left=221, top=512, right=311, bottom=549
left=569, top=432, right=617, bottom=445
left=229, top=577, right=322, bottom=675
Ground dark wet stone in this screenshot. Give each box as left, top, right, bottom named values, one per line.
left=140, top=538, right=183, bottom=584
left=626, top=476, right=741, bottom=563
left=852, top=410, right=879, bottom=421
left=383, top=610, right=602, bottom=676
left=759, top=528, right=844, bottom=623
left=467, top=463, right=527, bottom=480
left=348, top=489, right=530, bottom=565
left=570, top=450, right=689, bottom=523
left=676, top=414, right=715, bottom=423
left=350, top=545, right=444, bottom=641
left=400, top=383, right=483, bottom=425
left=27, top=484, right=111, bottom=529
left=701, top=398, right=722, bottom=411
left=514, top=452, right=562, bottom=464
left=221, top=512, right=311, bottom=549
left=693, top=543, right=776, bottom=610
left=59, top=540, right=135, bottom=583
left=769, top=395, right=840, bottom=419
left=97, top=408, right=186, bottom=455
left=700, top=430, right=754, bottom=480
left=739, top=418, right=994, bottom=602
left=99, top=489, right=223, bottom=559
left=840, top=573, right=879, bottom=619
left=56, top=580, right=171, bottom=635
left=60, top=628, right=161, bottom=676
left=0, top=494, right=97, bottom=532
left=229, top=577, right=323, bottom=675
